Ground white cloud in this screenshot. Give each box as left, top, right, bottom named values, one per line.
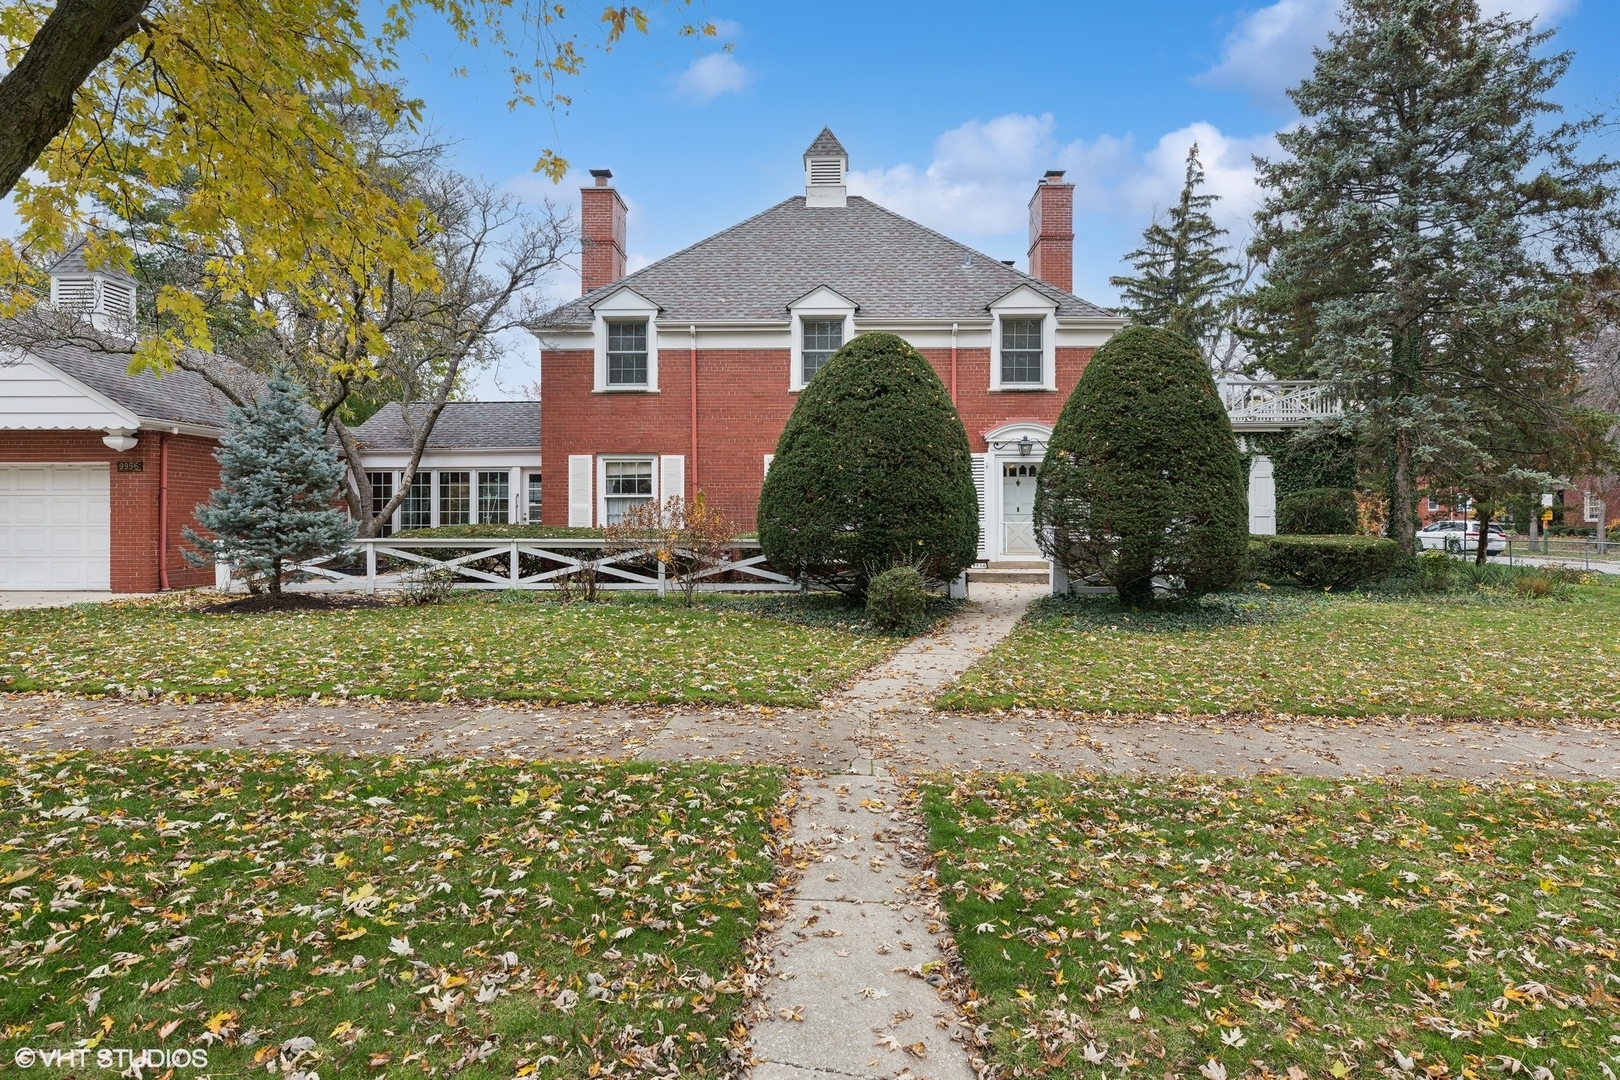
left=674, top=52, right=752, bottom=103
left=1197, top=0, right=1339, bottom=106
left=1199, top=0, right=1577, bottom=107
left=847, top=113, right=1269, bottom=244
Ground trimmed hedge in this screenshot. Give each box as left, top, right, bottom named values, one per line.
left=1250, top=535, right=1401, bottom=590
left=1277, top=486, right=1359, bottom=535
left=1036, top=325, right=1248, bottom=604
left=758, top=333, right=978, bottom=595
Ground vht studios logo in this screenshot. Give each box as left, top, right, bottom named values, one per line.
left=12, top=1048, right=210, bottom=1070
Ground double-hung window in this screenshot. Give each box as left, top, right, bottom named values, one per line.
left=1000, top=318, right=1044, bottom=385
left=606, top=320, right=649, bottom=387
left=1587, top=490, right=1603, bottom=523
left=477, top=471, right=510, bottom=525
left=400, top=470, right=432, bottom=529
left=801, top=319, right=843, bottom=382
left=603, top=459, right=654, bottom=524
left=367, top=471, right=394, bottom=536
left=439, top=471, right=471, bottom=526
left=527, top=474, right=543, bottom=523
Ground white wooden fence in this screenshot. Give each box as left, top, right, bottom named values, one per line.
left=1218, top=380, right=1342, bottom=431
left=214, top=537, right=799, bottom=594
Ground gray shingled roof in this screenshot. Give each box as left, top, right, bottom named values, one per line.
left=804, top=127, right=847, bottom=158
left=47, top=239, right=138, bottom=283
left=543, top=196, right=1115, bottom=328
left=31, top=340, right=234, bottom=428
left=354, top=401, right=541, bottom=451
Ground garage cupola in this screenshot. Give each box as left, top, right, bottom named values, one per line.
left=803, top=128, right=848, bottom=208
left=48, top=239, right=139, bottom=334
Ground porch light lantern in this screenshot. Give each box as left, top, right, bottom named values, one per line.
left=1017, top=435, right=1033, bottom=457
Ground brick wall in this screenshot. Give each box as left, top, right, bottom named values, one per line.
left=540, top=343, right=1096, bottom=530
left=0, top=430, right=219, bottom=592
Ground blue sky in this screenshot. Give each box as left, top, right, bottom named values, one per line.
left=387, top=0, right=1617, bottom=397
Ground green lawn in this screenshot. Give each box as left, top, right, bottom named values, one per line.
left=0, top=751, right=783, bottom=1078
left=0, top=593, right=899, bottom=706
left=939, top=586, right=1620, bottom=718
left=917, top=773, right=1620, bottom=1079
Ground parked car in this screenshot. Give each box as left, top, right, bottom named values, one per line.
left=1418, top=519, right=1507, bottom=555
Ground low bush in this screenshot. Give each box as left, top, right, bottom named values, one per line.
left=1250, top=535, right=1402, bottom=590
left=865, top=564, right=931, bottom=632
left=1417, top=549, right=1452, bottom=592
left=1277, top=486, right=1359, bottom=535
left=399, top=564, right=457, bottom=604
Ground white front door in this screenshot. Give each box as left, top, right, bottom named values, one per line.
left=1001, top=461, right=1040, bottom=557
left=0, top=464, right=111, bottom=590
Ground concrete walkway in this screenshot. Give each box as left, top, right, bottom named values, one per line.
left=0, top=591, right=121, bottom=609
left=743, top=584, right=1043, bottom=1080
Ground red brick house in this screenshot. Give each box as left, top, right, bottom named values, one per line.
left=534, top=129, right=1125, bottom=563
left=0, top=248, right=229, bottom=591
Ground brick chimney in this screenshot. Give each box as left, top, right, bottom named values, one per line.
left=580, top=169, right=627, bottom=294
left=1027, top=170, right=1074, bottom=293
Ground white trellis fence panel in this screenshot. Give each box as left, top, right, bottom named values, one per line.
left=217, top=537, right=800, bottom=594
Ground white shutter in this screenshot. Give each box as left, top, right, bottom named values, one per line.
left=659, top=454, right=686, bottom=505
left=568, top=455, right=593, bottom=527
left=762, top=454, right=774, bottom=478
left=971, top=453, right=988, bottom=559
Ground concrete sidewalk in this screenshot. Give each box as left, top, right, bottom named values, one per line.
left=0, top=591, right=120, bottom=609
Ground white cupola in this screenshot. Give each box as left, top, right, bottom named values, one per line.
left=48, top=238, right=138, bottom=334
left=803, top=127, right=849, bottom=208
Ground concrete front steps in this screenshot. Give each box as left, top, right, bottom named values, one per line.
left=965, top=560, right=1049, bottom=585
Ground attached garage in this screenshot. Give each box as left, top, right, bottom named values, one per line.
left=0, top=464, right=112, bottom=590
left=0, top=242, right=232, bottom=593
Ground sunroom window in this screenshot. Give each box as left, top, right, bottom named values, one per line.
left=400, top=471, right=432, bottom=529
left=603, top=459, right=654, bottom=524
left=367, top=471, right=394, bottom=536
left=477, top=471, right=509, bottom=525
left=439, top=471, right=471, bottom=526
left=606, top=320, right=649, bottom=386
left=1000, top=318, right=1043, bottom=385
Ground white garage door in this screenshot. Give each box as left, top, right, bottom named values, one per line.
left=0, top=464, right=111, bottom=590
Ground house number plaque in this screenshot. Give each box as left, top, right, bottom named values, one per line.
left=116, top=460, right=145, bottom=473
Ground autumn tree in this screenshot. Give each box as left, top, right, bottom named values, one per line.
left=1248, top=0, right=1620, bottom=555
left=1110, top=144, right=1241, bottom=367
left=0, top=0, right=714, bottom=366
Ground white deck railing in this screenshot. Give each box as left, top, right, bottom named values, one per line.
left=1219, top=380, right=1341, bottom=430
left=216, top=537, right=799, bottom=594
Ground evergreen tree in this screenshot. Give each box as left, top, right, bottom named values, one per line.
left=1248, top=0, right=1619, bottom=555
left=185, top=371, right=356, bottom=598
left=1035, top=326, right=1249, bottom=605
left=758, top=333, right=978, bottom=596
left=1110, top=144, right=1240, bottom=357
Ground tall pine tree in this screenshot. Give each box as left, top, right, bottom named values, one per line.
left=185, top=371, right=356, bottom=598
left=1110, top=144, right=1240, bottom=359
left=1248, top=0, right=1618, bottom=554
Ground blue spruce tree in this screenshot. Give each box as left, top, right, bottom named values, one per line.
left=185, top=371, right=356, bottom=598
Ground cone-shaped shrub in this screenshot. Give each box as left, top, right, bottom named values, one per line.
left=758, top=333, right=978, bottom=595
left=184, top=371, right=356, bottom=597
left=1035, top=325, right=1247, bottom=603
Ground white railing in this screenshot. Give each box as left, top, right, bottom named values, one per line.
left=1218, top=380, right=1341, bottom=430
left=217, top=537, right=799, bottom=594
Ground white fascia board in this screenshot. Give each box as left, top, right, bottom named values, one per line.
left=786, top=284, right=860, bottom=311
left=357, top=449, right=543, bottom=471
left=0, top=351, right=141, bottom=432
left=988, top=283, right=1060, bottom=312
left=137, top=420, right=222, bottom=439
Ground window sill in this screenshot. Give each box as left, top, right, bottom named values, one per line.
left=593, top=386, right=660, bottom=394
left=990, top=384, right=1055, bottom=392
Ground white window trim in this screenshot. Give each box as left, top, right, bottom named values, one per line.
left=591, top=287, right=660, bottom=392
left=989, top=287, right=1058, bottom=392
left=1585, top=490, right=1602, bottom=523
left=597, top=455, right=658, bottom=526
left=788, top=287, right=857, bottom=392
